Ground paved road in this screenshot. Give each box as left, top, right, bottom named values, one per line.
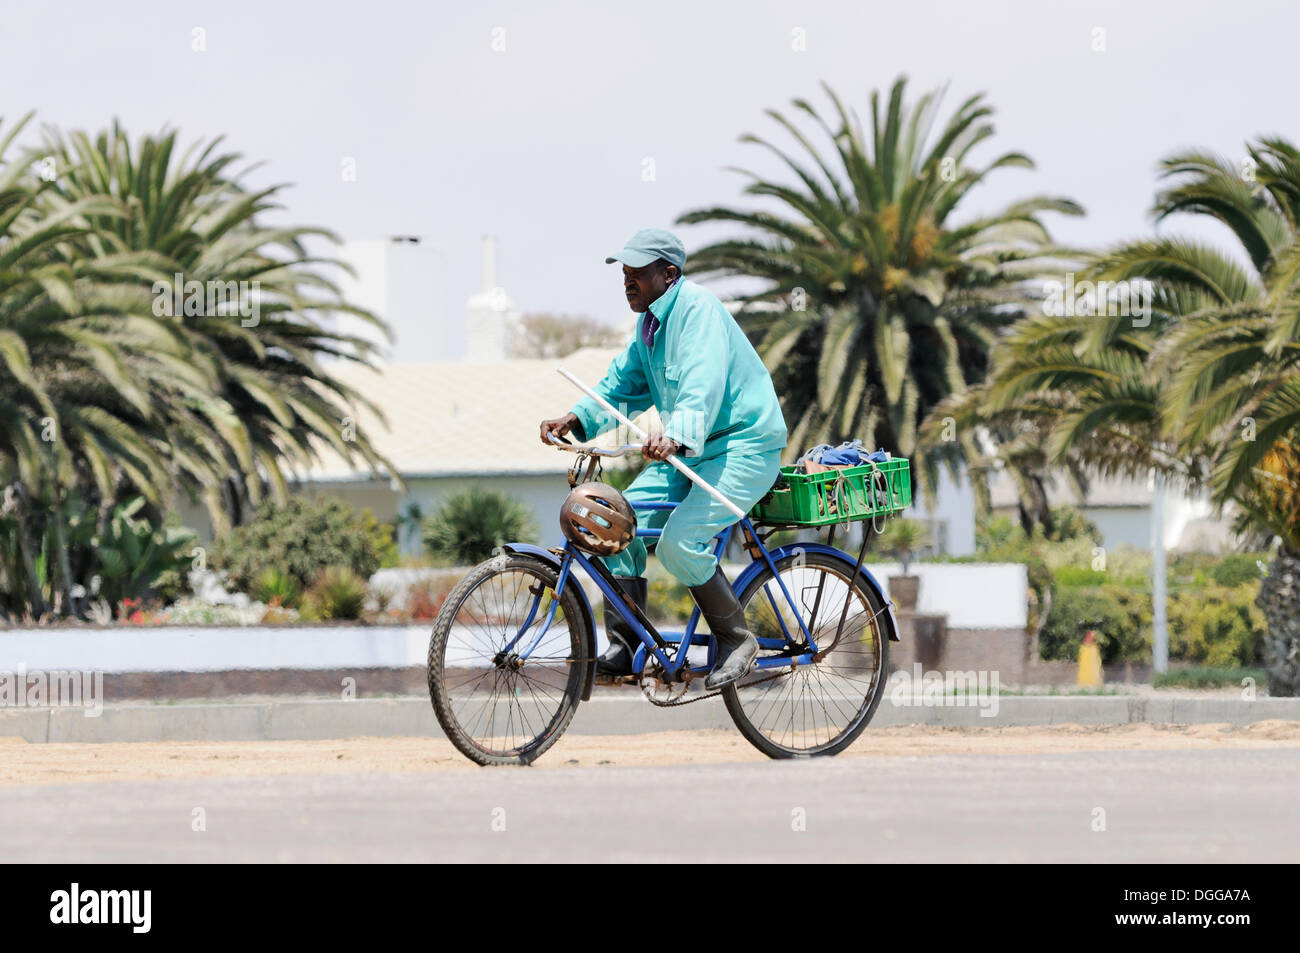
left=3, top=748, right=1296, bottom=862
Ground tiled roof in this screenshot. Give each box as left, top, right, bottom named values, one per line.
left=305, top=347, right=661, bottom=480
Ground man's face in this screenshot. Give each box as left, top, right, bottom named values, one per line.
left=622, top=261, right=676, bottom=313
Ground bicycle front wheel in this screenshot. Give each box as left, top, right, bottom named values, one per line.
left=723, top=550, right=890, bottom=758
left=428, top=553, right=588, bottom=765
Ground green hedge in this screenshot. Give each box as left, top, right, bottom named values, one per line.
left=1040, top=580, right=1265, bottom=666
left=1168, top=583, right=1265, bottom=667
left=212, top=496, right=394, bottom=595
left=1040, top=585, right=1152, bottom=664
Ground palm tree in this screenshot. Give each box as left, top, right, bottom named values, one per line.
left=33, top=122, right=397, bottom=532
left=0, top=116, right=399, bottom=618
left=1147, top=142, right=1300, bottom=693
left=954, top=139, right=1300, bottom=693
left=0, top=113, right=183, bottom=617
left=677, top=76, right=1082, bottom=501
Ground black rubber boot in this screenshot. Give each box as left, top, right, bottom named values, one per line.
left=690, top=566, right=759, bottom=690
left=596, top=576, right=648, bottom=678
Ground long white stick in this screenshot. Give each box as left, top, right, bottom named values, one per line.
left=557, top=367, right=748, bottom=521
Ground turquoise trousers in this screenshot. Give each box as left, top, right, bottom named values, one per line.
left=601, top=448, right=782, bottom=587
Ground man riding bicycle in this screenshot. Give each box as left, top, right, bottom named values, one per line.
left=539, top=228, right=788, bottom=690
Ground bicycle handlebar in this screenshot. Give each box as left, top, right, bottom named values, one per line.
left=546, top=431, right=643, bottom=458
left=553, top=368, right=749, bottom=521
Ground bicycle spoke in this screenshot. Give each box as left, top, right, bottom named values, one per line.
left=431, top=562, right=583, bottom=760
left=731, top=555, right=887, bottom=755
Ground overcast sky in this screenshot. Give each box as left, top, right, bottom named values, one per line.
left=2, top=0, right=1291, bottom=326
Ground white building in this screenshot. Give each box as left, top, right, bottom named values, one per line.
left=987, top=470, right=1236, bottom=552
left=334, top=234, right=520, bottom=365
left=290, top=347, right=652, bottom=554
left=335, top=236, right=454, bottom=362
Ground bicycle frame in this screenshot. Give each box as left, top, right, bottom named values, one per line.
left=502, top=500, right=823, bottom=684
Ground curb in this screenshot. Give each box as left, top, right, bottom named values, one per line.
left=0, top=695, right=1296, bottom=744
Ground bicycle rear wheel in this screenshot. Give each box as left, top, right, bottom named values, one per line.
left=723, top=550, right=890, bottom=758
left=428, top=553, right=587, bottom=765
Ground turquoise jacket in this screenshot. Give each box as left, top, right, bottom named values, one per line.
left=570, top=278, right=788, bottom=459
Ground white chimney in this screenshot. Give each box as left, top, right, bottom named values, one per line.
left=481, top=235, right=498, bottom=293
left=465, top=234, right=520, bottom=362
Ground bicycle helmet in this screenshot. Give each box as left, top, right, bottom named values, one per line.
left=559, top=482, right=637, bottom=555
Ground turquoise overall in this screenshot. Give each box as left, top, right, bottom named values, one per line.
left=569, top=278, right=788, bottom=586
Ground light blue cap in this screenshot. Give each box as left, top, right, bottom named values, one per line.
left=605, top=228, right=686, bottom=270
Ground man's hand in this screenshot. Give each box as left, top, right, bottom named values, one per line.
left=540, top=412, right=580, bottom=446
left=642, top=434, right=681, bottom=461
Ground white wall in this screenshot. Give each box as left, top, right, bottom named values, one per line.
left=0, top=625, right=431, bottom=673
left=1082, top=506, right=1149, bottom=550
left=865, top=562, right=1028, bottom=628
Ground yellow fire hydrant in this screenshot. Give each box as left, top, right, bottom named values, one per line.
left=1077, top=631, right=1104, bottom=688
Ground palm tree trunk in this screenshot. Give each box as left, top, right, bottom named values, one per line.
left=1258, top=548, right=1300, bottom=696
left=224, top=476, right=245, bottom=528
left=14, top=508, right=47, bottom=619
left=1032, top=475, right=1055, bottom=537
left=50, top=492, right=77, bottom=618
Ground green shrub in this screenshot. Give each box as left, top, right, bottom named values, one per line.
left=1044, top=506, right=1102, bottom=544
left=362, top=510, right=402, bottom=569
left=1153, top=666, right=1266, bottom=689
left=212, top=496, right=389, bottom=595
left=1042, top=537, right=1151, bottom=589
left=94, top=498, right=198, bottom=610
left=1053, top=566, right=1109, bottom=588
left=1040, top=584, right=1151, bottom=664
left=423, top=488, right=538, bottom=565
left=1210, top=553, right=1267, bottom=588
left=300, top=567, right=367, bottom=621
left=976, top=513, right=1025, bottom=550
left=1168, top=583, right=1265, bottom=666
left=251, top=567, right=303, bottom=609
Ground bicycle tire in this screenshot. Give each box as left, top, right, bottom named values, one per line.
left=723, top=550, right=890, bottom=758
left=428, top=553, right=587, bottom=766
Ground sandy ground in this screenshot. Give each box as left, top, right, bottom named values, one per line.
left=3, top=720, right=1299, bottom=787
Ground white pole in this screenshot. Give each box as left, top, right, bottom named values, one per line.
left=557, top=367, right=748, bottom=521
left=1152, top=474, right=1168, bottom=675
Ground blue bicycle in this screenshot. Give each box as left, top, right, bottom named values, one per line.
left=427, top=438, right=904, bottom=765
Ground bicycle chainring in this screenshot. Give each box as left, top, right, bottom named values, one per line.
left=637, top=655, right=694, bottom=706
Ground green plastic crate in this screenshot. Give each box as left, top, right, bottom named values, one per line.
left=749, top=457, right=912, bottom=527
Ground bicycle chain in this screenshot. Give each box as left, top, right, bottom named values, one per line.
left=638, top=663, right=795, bottom=707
